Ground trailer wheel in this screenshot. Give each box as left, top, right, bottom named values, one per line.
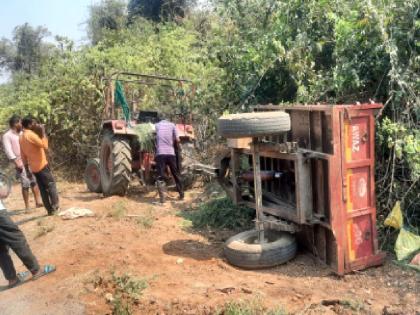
left=84, top=158, right=102, bottom=193
left=218, top=111, right=290, bottom=138
left=224, top=229, right=297, bottom=269
left=100, top=134, right=132, bottom=196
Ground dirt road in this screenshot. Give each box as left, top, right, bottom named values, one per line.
left=0, top=181, right=418, bottom=314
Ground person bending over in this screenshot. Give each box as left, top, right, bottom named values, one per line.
left=155, top=116, right=184, bottom=203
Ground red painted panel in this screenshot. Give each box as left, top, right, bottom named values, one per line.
left=346, top=167, right=371, bottom=211
left=349, top=215, right=374, bottom=260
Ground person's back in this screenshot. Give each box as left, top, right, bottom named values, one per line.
left=154, top=118, right=184, bottom=201
left=19, top=128, right=48, bottom=174
left=155, top=120, right=177, bottom=156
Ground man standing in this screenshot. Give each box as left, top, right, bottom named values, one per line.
left=0, top=198, right=55, bottom=288
left=155, top=116, right=184, bottom=203
left=19, top=116, right=59, bottom=215
left=2, top=115, right=42, bottom=210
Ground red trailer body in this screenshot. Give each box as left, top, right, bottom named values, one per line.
left=225, top=103, right=385, bottom=274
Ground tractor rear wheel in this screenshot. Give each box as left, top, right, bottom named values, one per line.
left=84, top=158, right=102, bottom=193
left=99, top=133, right=132, bottom=196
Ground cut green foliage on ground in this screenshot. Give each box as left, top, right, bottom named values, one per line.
left=216, top=299, right=287, bottom=315
left=135, top=211, right=154, bottom=229
left=109, top=201, right=127, bottom=219
left=180, top=197, right=254, bottom=230
left=92, top=271, right=148, bottom=315
left=34, top=219, right=55, bottom=239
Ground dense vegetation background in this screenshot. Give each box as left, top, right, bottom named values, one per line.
left=0, top=0, right=418, bottom=240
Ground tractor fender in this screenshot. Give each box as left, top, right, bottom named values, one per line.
left=102, top=120, right=137, bottom=136
left=176, top=123, right=195, bottom=140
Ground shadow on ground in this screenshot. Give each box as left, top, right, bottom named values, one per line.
left=162, top=239, right=222, bottom=261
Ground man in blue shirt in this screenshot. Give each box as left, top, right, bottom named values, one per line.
left=155, top=117, right=184, bottom=202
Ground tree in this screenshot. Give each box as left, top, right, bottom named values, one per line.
left=0, top=23, right=50, bottom=74
left=128, top=0, right=195, bottom=22
left=87, top=0, right=127, bottom=45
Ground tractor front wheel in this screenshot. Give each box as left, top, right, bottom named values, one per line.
left=99, top=134, right=132, bottom=196
left=84, top=158, right=102, bottom=193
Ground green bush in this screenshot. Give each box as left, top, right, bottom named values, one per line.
left=182, top=197, right=255, bottom=230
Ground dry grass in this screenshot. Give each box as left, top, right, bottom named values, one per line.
left=34, top=219, right=55, bottom=239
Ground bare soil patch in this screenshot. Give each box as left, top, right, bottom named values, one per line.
left=0, top=181, right=418, bottom=314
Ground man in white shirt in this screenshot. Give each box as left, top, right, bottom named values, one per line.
left=2, top=115, right=42, bottom=210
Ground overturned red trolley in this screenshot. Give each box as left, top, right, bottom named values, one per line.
left=217, top=103, right=385, bottom=275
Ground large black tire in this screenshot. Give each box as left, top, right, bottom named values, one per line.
left=224, top=229, right=297, bottom=269
left=85, top=158, right=102, bottom=193
left=218, top=111, right=290, bottom=138
left=99, top=134, right=132, bottom=196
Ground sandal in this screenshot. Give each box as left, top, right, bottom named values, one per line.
left=32, top=265, right=56, bottom=280
left=6, top=271, right=31, bottom=289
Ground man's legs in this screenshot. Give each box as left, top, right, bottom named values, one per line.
left=0, top=213, right=40, bottom=284
left=0, top=243, right=17, bottom=282
left=155, top=155, right=166, bottom=180
left=167, top=155, right=184, bottom=199
left=44, top=167, right=59, bottom=211
left=31, top=185, right=43, bottom=207
left=34, top=171, right=53, bottom=214
left=34, top=166, right=59, bottom=214
left=18, top=168, right=43, bottom=210
left=155, top=155, right=167, bottom=203
left=18, top=168, right=31, bottom=210
left=21, top=188, right=30, bottom=210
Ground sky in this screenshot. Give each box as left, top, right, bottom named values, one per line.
left=0, top=0, right=104, bottom=82
left=0, top=0, right=101, bottom=44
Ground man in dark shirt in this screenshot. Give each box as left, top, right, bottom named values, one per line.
left=154, top=117, right=184, bottom=203
left=0, top=200, right=56, bottom=288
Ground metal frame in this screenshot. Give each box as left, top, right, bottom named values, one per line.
left=101, top=71, right=195, bottom=121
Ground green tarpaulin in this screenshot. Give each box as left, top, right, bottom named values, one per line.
left=114, top=80, right=131, bottom=124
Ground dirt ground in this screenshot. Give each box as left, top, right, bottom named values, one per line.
left=0, top=181, right=418, bottom=315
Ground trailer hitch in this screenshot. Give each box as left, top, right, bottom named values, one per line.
left=188, top=163, right=219, bottom=177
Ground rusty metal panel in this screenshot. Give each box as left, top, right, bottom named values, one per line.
left=296, top=153, right=313, bottom=223
left=290, top=111, right=310, bottom=148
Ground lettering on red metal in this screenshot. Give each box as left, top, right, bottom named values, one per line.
left=353, top=223, right=364, bottom=246
left=357, top=177, right=367, bottom=198
left=352, top=125, right=360, bottom=153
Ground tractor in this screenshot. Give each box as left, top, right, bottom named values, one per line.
left=84, top=72, right=196, bottom=196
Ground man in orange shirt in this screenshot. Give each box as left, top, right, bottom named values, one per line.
left=2, top=115, right=42, bottom=210
left=19, top=116, right=59, bottom=215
